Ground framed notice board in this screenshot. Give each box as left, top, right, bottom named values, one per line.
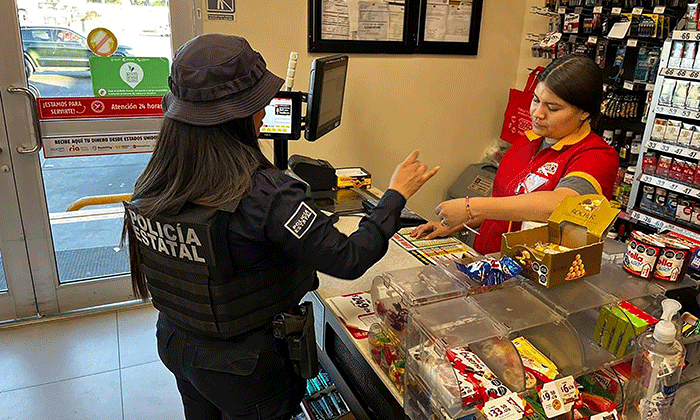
left=308, top=0, right=483, bottom=55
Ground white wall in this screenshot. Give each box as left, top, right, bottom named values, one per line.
left=204, top=0, right=541, bottom=219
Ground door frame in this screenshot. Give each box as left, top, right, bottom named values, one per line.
left=0, top=0, right=202, bottom=317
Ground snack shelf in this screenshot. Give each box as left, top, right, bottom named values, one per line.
left=638, top=172, right=700, bottom=199
left=646, top=139, right=700, bottom=159
left=672, top=30, right=700, bottom=41
left=629, top=208, right=700, bottom=241
left=660, top=67, right=700, bottom=81
left=655, top=104, right=700, bottom=120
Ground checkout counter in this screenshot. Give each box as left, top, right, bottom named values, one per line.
left=304, top=189, right=700, bottom=420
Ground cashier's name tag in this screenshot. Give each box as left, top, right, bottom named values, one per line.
left=481, top=393, right=528, bottom=420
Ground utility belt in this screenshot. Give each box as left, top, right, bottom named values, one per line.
left=272, top=302, right=319, bottom=379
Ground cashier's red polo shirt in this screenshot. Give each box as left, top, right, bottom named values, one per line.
left=473, top=121, right=619, bottom=255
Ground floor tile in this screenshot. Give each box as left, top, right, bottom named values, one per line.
left=121, top=360, right=185, bottom=420
left=0, top=370, right=121, bottom=420
left=0, top=312, right=119, bottom=392
left=117, top=305, right=159, bottom=368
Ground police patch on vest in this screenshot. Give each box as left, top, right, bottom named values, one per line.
left=126, top=208, right=211, bottom=264
left=285, top=202, right=317, bottom=239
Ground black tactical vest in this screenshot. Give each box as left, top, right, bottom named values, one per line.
left=124, top=200, right=317, bottom=339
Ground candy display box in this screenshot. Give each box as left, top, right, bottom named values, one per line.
left=501, top=195, right=620, bottom=288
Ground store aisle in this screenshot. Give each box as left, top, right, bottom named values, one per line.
left=0, top=305, right=185, bottom=420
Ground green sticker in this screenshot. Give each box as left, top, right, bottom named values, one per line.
left=90, top=56, right=170, bottom=97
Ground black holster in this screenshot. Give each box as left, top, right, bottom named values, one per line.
left=272, top=302, right=319, bottom=379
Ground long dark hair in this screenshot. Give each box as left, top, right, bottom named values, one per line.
left=539, top=55, right=603, bottom=126
left=122, top=116, right=273, bottom=299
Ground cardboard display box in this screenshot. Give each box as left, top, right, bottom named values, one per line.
left=336, top=167, right=371, bottom=189
left=501, top=195, right=620, bottom=288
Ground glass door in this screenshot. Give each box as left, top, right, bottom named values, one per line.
left=0, top=0, right=200, bottom=318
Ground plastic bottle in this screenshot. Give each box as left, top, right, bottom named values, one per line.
left=623, top=299, right=686, bottom=420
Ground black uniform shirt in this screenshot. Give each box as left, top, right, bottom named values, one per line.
left=227, top=168, right=406, bottom=279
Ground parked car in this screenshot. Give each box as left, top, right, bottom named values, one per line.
left=21, top=26, right=133, bottom=78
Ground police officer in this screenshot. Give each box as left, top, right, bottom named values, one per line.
left=123, top=33, right=438, bottom=420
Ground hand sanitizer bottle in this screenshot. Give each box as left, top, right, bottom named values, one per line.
left=623, top=299, right=685, bottom=420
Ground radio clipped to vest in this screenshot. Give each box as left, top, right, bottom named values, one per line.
left=273, top=302, right=319, bottom=379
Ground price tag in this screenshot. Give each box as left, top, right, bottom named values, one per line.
left=612, top=7, right=622, bottom=15
left=648, top=141, right=657, bottom=149
left=684, top=186, right=693, bottom=195
left=594, top=6, right=603, bottom=14
left=627, top=38, right=638, bottom=47
left=591, top=409, right=620, bottom=420
left=623, top=80, right=635, bottom=90
left=558, top=6, right=566, bottom=14
left=538, top=382, right=567, bottom=418
left=689, top=150, right=698, bottom=158
left=675, top=147, right=684, bottom=155
left=654, top=6, right=665, bottom=14
left=557, top=376, right=579, bottom=405
left=642, top=175, right=651, bottom=183
left=482, top=393, right=527, bottom=420
left=588, top=36, right=598, bottom=44
left=632, top=7, right=644, bottom=15
left=661, top=144, right=670, bottom=152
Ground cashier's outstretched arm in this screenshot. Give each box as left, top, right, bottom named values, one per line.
left=436, top=188, right=580, bottom=230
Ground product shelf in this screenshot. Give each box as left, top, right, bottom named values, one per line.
left=646, top=138, right=700, bottom=159
left=638, top=172, right=700, bottom=199
left=628, top=208, right=700, bottom=241
left=660, top=66, right=700, bottom=81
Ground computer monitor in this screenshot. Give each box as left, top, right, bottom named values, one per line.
left=305, top=55, right=349, bottom=142
left=258, top=90, right=302, bottom=140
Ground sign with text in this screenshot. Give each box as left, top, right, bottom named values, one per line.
left=43, top=132, right=158, bottom=158
left=90, top=57, right=169, bottom=97
left=37, top=97, right=164, bottom=120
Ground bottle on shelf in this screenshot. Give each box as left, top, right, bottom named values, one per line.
left=613, top=128, right=624, bottom=151
left=619, top=166, right=636, bottom=208
left=622, top=299, right=685, bottom=420
left=619, top=131, right=634, bottom=166
left=630, top=134, right=643, bottom=166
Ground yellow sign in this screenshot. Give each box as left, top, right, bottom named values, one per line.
left=87, top=28, right=118, bottom=57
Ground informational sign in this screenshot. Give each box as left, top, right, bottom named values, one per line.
left=207, top=0, right=235, bottom=21
left=43, top=132, right=158, bottom=158
left=326, top=291, right=379, bottom=339
left=90, top=57, right=169, bottom=97
left=37, top=97, right=164, bottom=120
left=87, top=27, right=119, bottom=57
left=260, top=97, right=293, bottom=134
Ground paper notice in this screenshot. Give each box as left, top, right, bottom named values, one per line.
left=322, top=0, right=350, bottom=40
left=388, top=1, right=405, bottom=41
left=445, top=2, right=471, bottom=42
left=358, top=1, right=389, bottom=40
left=425, top=1, right=448, bottom=41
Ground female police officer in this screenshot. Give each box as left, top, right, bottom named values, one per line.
left=412, top=55, right=618, bottom=254
left=122, top=34, right=438, bottom=420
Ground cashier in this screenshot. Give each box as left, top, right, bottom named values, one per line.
left=412, top=55, right=619, bottom=255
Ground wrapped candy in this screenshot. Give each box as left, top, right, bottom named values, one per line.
left=456, top=255, right=523, bottom=286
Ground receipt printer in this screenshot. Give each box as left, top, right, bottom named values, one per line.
left=288, top=154, right=337, bottom=192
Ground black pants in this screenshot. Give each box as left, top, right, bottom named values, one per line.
left=156, top=313, right=306, bottom=420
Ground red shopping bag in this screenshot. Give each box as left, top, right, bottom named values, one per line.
left=500, top=67, right=545, bottom=144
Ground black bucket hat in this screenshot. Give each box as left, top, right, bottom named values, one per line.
left=162, top=34, right=284, bottom=126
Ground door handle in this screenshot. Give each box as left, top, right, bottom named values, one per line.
left=7, top=86, right=43, bottom=154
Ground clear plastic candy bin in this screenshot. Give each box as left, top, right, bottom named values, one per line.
left=403, top=297, right=523, bottom=420
left=371, top=264, right=475, bottom=342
